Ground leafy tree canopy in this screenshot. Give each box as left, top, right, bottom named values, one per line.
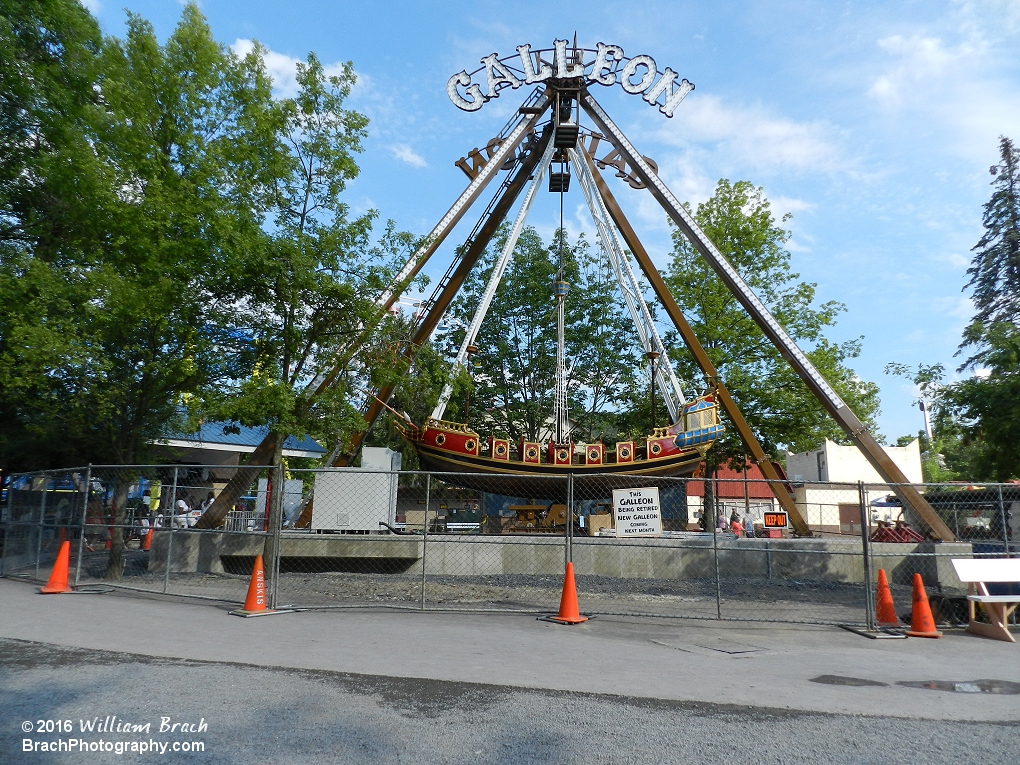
left=439, top=224, right=640, bottom=445
left=665, top=179, right=881, bottom=465
left=0, top=2, right=409, bottom=472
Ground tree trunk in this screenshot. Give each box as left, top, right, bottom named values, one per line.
left=104, top=478, right=132, bottom=580
left=195, top=431, right=281, bottom=529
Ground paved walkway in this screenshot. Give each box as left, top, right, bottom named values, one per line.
left=1, top=578, right=1017, bottom=722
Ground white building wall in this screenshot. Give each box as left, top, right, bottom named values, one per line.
left=786, top=438, right=922, bottom=484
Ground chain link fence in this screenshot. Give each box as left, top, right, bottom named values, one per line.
left=2, top=465, right=1017, bottom=629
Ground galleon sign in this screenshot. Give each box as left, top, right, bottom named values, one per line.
left=448, top=40, right=694, bottom=118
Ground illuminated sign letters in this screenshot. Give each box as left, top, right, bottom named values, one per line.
left=448, top=41, right=694, bottom=118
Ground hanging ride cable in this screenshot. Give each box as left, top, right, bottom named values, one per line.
left=569, top=144, right=688, bottom=422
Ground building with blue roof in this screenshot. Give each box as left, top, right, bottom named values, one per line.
left=151, top=421, right=326, bottom=465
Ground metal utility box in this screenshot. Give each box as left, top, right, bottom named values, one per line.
left=311, top=448, right=402, bottom=532
left=255, top=478, right=305, bottom=526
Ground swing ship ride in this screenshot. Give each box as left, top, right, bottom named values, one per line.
left=400, top=117, right=727, bottom=497
left=196, top=39, right=957, bottom=541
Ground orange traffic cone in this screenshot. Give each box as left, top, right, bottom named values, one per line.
left=875, top=569, right=900, bottom=627
left=141, top=528, right=153, bottom=551
left=904, top=573, right=942, bottom=638
left=229, top=554, right=275, bottom=617
left=242, top=554, right=267, bottom=613
left=544, top=562, right=588, bottom=625
left=39, top=540, right=74, bottom=594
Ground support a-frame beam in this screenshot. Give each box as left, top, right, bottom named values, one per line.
left=576, top=145, right=811, bottom=536
left=338, top=125, right=555, bottom=465
left=433, top=138, right=558, bottom=420
left=581, top=90, right=955, bottom=542
left=290, top=126, right=556, bottom=528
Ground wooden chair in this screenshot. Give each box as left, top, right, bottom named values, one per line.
left=950, top=558, right=1020, bottom=642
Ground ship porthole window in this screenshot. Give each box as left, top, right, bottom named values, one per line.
left=496, top=444, right=506, bottom=456
left=465, top=440, right=476, bottom=451
left=435, top=434, right=446, bottom=446
left=650, top=443, right=661, bottom=455
left=557, top=449, right=568, bottom=462
left=619, top=446, right=631, bottom=459
left=526, top=447, right=537, bottom=459
left=589, top=450, right=599, bottom=460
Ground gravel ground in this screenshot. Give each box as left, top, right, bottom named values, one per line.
left=2, top=638, right=1016, bottom=765
left=59, top=566, right=871, bottom=623
left=26, top=546, right=946, bottom=625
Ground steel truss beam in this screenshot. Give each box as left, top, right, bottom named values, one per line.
left=432, top=138, right=558, bottom=421
left=570, top=146, right=687, bottom=422
left=580, top=90, right=955, bottom=542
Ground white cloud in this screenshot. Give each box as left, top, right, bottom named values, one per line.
left=231, top=39, right=354, bottom=99
left=390, top=144, right=427, bottom=168
left=868, top=35, right=979, bottom=108
left=652, top=95, right=851, bottom=175
left=931, top=295, right=974, bottom=320
left=932, top=251, right=970, bottom=269
left=866, top=29, right=1020, bottom=160
left=769, top=195, right=815, bottom=217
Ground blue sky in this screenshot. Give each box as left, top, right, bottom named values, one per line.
left=85, top=1, right=1020, bottom=444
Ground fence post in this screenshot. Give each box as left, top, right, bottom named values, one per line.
left=565, top=473, right=574, bottom=566
left=996, top=484, right=1011, bottom=557
left=0, top=470, right=15, bottom=577
left=711, top=476, right=722, bottom=620
left=73, top=465, right=92, bottom=587
left=265, top=463, right=286, bottom=610
left=35, top=471, right=48, bottom=581
left=162, top=466, right=179, bottom=595
left=858, top=481, right=875, bottom=630
left=420, top=473, right=430, bottom=611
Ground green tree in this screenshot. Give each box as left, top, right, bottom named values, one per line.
left=1, top=4, right=283, bottom=475
left=203, top=51, right=418, bottom=462
left=664, top=179, right=882, bottom=466
left=884, top=362, right=978, bottom=482
left=442, top=226, right=638, bottom=445
left=892, top=138, right=1020, bottom=482
left=1, top=4, right=291, bottom=575
left=944, top=137, right=1020, bottom=480
left=0, top=0, right=104, bottom=469
left=960, top=136, right=1020, bottom=366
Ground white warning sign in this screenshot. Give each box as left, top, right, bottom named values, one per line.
left=612, top=487, right=662, bottom=537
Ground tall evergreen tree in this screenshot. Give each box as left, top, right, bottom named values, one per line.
left=960, top=135, right=1020, bottom=366
left=441, top=226, right=638, bottom=444
left=890, top=137, right=1020, bottom=481
left=937, top=136, right=1020, bottom=480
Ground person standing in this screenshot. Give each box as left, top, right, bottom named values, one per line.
left=173, top=494, right=190, bottom=529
